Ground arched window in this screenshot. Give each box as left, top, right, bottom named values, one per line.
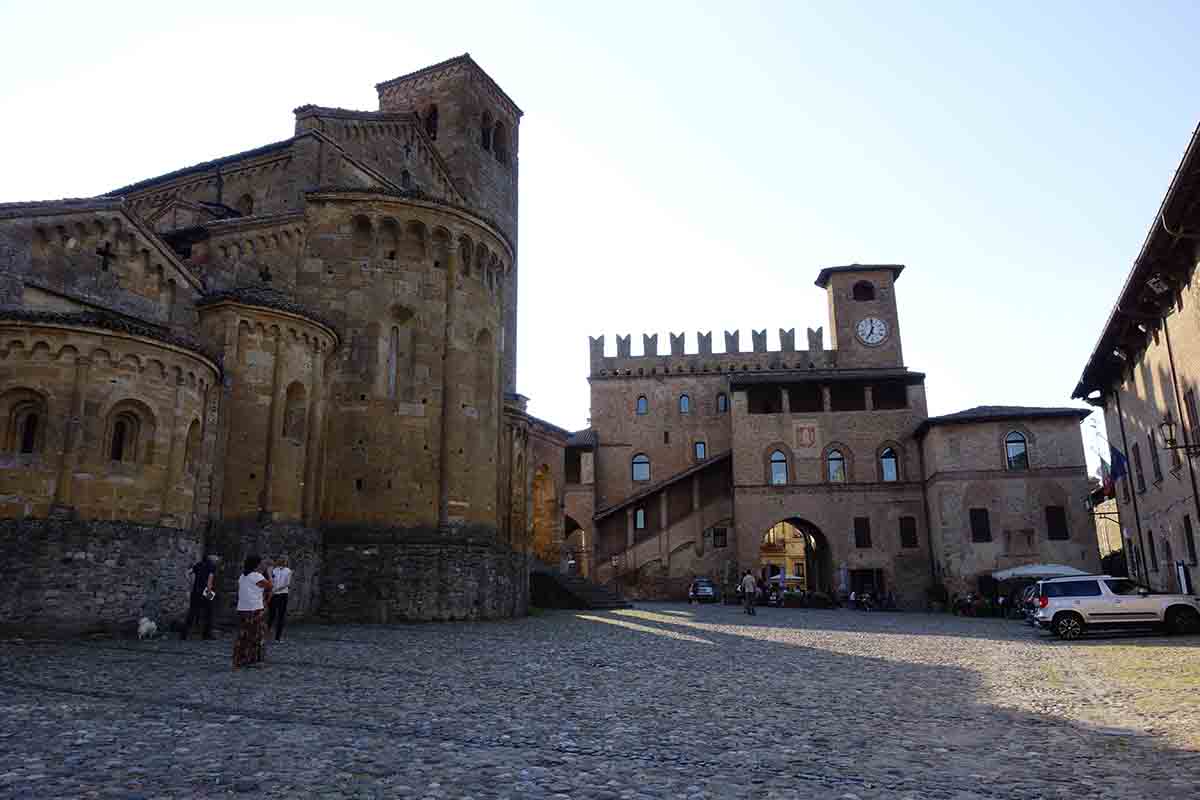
left=110, top=414, right=140, bottom=463
left=717, top=392, right=728, bottom=414
left=635, top=507, right=646, bottom=530
left=827, top=449, right=847, bottom=483
left=18, top=411, right=38, bottom=454
left=493, top=122, right=509, bottom=164
left=235, top=193, right=254, bottom=217
left=351, top=215, right=372, bottom=259
left=282, top=382, right=307, bottom=442
left=1005, top=431, right=1029, bottom=471
left=632, top=453, right=650, bottom=482
left=636, top=395, right=648, bottom=415
left=424, top=104, right=439, bottom=140
left=879, top=447, right=899, bottom=482
left=184, top=419, right=201, bottom=475
left=852, top=281, right=876, bottom=301
left=679, top=394, right=690, bottom=414
left=480, top=111, right=493, bottom=151
left=770, top=450, right=788, bottom=485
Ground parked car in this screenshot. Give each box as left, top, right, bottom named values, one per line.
left=1033, top=575, right=1200, bottom=639
left=688, top=578, right=720, bottom=604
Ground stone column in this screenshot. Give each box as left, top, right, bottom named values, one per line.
left=259, top=327, right=287, bottom=520
left=864, top=385, right=874, bottom=411
left=303, top=342, right=327, bottom=526
left=822, top=385, right=832, bottom=412
left=780, top=385, right=791, bottom=414
left=691, top=474, right=701, bottom=512
left=51, top=355, right=91, bottom=513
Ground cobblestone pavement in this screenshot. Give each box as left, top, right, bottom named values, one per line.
left=2, top=603, right=1199, bottom=799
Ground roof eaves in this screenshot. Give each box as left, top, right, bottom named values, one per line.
left=107, top=137, right=297, bottom=196
left=814, top=263, right=905, bottom=289
left=1073, top=122, right=1200, bottom=399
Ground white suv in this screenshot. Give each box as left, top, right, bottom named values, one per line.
left=1034, top=575, right=1200, bottom=640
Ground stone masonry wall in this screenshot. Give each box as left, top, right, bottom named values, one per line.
left=0, top=518, right=201, bottom=633
left=320, top=527, right=529, bottom=622
left=205, top=520, right=323, bottom=623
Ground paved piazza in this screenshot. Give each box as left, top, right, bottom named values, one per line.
left=1, top=604, right=1198, bottom=799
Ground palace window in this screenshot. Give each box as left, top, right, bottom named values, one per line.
left=827, top=449, right=846, bottom=483
left=879, top=447, right=899, bottom=482
left=854, top=517, right=872, bottom=548
left=694, top=441, right=707, bottom=461
left=769, top=449, right=788, bottom=485
left=1132, top=442, right=1146, bottom=493
left=716, top=392, right=728, bottom=414
left=970, top=508, right=992, bottom=543
left=110, top=415, right=139, bottom=463
left=899, top=516, right=918, bottom=549
left=1004, top=431, right=1028, bottom=471
left=1045, top=505, right=1069, bottom=540
left=632, top=453, right=650, bottom=482
left=1149, top=432, right=1163, bottom=484
left=636, top=395, right=648, bottom=415
left=679, top=394, right=690, bottom=414
left=712, top=527, right=728, bottom=548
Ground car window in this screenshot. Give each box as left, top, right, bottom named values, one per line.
left=1040, top=583, right=1063, bottom=598
left=1104, top=579, right=1140, bottom=596
left=1060, top=580, right=1101, bottom=597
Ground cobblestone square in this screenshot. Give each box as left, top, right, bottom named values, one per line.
left=2, top=604, right=1198, bottom=799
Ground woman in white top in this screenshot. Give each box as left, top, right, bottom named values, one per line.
left=233, top=554, right=271, bottom=668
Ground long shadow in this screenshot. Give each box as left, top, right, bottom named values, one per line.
left=0, top=605, right=1196, bottom=798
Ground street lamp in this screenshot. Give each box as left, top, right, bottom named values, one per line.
left=1158, top=413, right=1200, bottom=458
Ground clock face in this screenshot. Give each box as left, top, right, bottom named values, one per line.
left=856, top=317, right=889, bottom=345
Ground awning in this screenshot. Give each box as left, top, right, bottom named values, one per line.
left=991, top=564, right=1090, bottom=581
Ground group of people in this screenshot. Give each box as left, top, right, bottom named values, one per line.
left=180, top=553, right=294, bottom=669
left=848, top=590, right=897, bottom=611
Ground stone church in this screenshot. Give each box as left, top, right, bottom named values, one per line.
left=568, top=265, right=1102, bottom=606
left=0, top=55, right=566, bottom=630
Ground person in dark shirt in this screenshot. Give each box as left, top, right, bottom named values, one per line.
left=181, top=554, right=218, bottom=640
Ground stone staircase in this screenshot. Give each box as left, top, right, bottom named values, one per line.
left=530, top=564, right=631, bottom=610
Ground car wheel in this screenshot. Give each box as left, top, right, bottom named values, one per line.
left=1166, top=606, right=1200, bottom=635
left=1053, top=612, right=1085, bottom=640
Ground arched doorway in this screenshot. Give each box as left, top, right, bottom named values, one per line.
left=564, top=515, right=587, bottom=576
left=759, top=518, right=832, bottom=595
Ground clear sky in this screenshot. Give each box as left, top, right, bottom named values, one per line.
left=3, top=1, right=1197, bottom=473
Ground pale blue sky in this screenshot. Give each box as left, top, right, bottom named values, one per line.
left=3, top=1, right=1197, bottom=472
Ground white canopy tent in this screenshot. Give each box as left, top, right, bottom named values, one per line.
left=991, top=564, right=1090, bottom=581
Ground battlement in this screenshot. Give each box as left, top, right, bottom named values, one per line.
left=589, top=328, right=834, bottom=377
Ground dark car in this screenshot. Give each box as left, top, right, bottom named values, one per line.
left=688, top=578, right=720, bottom=604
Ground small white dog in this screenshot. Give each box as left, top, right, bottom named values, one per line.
left=137, top=617, right=158, bottom=640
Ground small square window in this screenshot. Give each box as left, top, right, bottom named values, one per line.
left=695, top=441, right=706, bottom=460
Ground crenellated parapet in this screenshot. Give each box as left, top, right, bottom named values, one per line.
left=589, top=327, right=834, bottom=377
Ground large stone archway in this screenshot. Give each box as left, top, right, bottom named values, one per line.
left=758, top=518, right=833, bottom=595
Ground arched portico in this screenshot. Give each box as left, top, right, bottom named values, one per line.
left=758, top=518, right=832, bottom=595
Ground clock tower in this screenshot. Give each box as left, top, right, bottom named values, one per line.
left=815, top=264, right=905, bottom=369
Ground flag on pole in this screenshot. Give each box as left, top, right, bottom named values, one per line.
left=1100, top=458, right=1114, bottom=498
left=1109, top=446, right=1128, bottom=481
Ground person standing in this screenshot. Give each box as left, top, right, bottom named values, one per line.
left=267, top=556, right=293, bottom=642
left=740, top=570, right=757, bottom=616
left=233, top=555, right=271, bottom=669
left=181, top=554, right=218, bottom=640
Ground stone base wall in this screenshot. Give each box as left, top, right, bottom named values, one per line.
left=320, top=525, right=530, bottom=622
left=0, top=518, right=201, bottom=634
left=205, top=520, right=323, bottom=623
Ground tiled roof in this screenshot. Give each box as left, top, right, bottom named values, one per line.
left=916, top=405, right=1090, bottom=437
left=108, top=137, right=297, bottom=196
left=197, top=284, right=338, bottom=339
left=567, top=429, right=597, bottom=448
left=0, top=308, right=220, bottom=365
